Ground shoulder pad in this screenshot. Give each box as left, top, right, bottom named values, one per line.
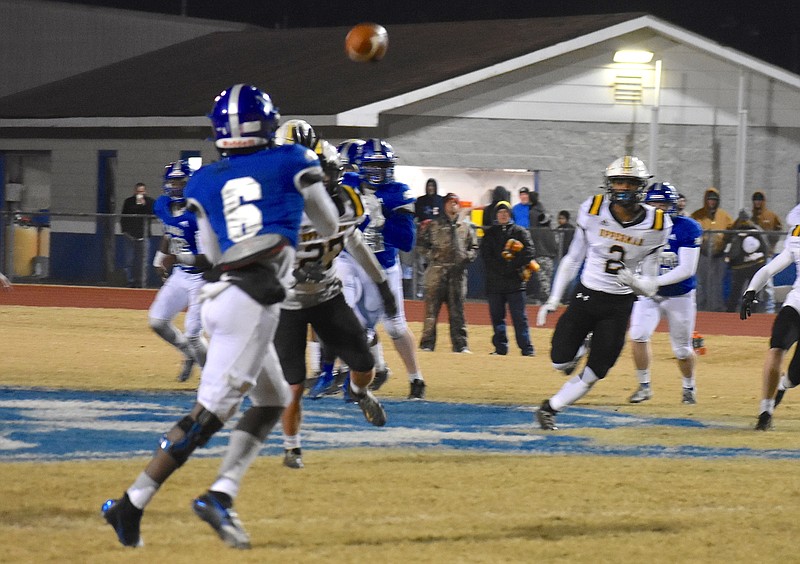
left=588, top=194, right=604, bottom=215
left=340, top=183, right=365, bottom=220
left=652, top=208, right=666, bottom=231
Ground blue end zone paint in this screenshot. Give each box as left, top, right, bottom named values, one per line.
left=1, top=386, right=797, bottom=462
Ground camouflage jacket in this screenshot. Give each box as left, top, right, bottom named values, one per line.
left=418, top=214, right=478, bottom=267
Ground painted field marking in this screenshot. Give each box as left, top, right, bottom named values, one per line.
left=1, top=386, right=797, bottom=461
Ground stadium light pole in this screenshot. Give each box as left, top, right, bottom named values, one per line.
left=649, top=59, right=662, bottom=179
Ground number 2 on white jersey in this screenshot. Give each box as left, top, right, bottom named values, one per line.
left=605, top=244, right=626, bottom=274
left=221, top=177, right=264, bottom=243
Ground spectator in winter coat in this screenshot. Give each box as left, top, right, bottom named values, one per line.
left=726, top=210, right=769, bottom=313
left=418, top=193, right=478, bottom=352
left=690, top=187, right=734, bottom=311
left=480, top=201, right=536, bottom=356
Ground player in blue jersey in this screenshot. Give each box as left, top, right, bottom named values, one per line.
left=101, top=84, right=339, bottom=550
left=334, top=138, right=427, bottom=399
left=149, top=160, right=208, bottom=382
left=626, top=183, right=703, bottom=404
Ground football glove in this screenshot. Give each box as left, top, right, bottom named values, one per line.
left=377, top=280, right=398, bottom=318
left=519, top=260, right=540, bottom=282
left=536, top=298, right=559, bottom=327
left=617, top=268, right=658, bottom=298
left=740, top=290, right=757, bottom=320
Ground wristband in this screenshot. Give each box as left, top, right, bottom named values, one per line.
left=153, top=251, right=168, bottom=267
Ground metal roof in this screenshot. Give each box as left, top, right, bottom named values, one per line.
left=2, top=13, right=799, bottom=128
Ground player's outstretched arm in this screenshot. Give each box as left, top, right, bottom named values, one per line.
left=655, top=246, right=700, bottom=287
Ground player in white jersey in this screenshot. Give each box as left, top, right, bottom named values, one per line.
left=272, top=134, right=396, bottom=469
left=149, top=160, right=208, bottom=382
left=741, top=206, right=800, bottom=430
left=627, top=182, right=703, bottom=405
left=535, top=156, right=672, bottom=430
left=102, top=84, right=339, bottom=549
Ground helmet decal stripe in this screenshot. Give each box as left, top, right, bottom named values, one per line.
left=227, top=84, right=243, bottom=139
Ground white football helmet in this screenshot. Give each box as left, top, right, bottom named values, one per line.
left=604, top=156, right=652, bottom=206
left=274, top=119, right=317, bottom=149
left=313, top=139, right=343, bottom=191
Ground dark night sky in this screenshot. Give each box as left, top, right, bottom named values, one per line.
left=53, top=0, right=800, bottom=74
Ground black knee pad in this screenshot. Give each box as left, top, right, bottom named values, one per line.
left=159, top=408, right=223, bottom=466
left=235, top=406, right=284, bottom=442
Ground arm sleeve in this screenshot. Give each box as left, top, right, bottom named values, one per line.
left=344, top=229, right=387, bottom=284
left=546, top=226, right=588, bottom=305
left=746, top=247, right=794, bottom=293
left=656, top=246, right=700, bottom=287
left=302, top=181, right=339, bottom=238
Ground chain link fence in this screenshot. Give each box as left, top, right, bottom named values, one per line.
left=1, top=211, right=794, bottom=312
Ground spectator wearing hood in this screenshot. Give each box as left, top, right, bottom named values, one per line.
left=690, top=187, right=734, bottom=311
left=413, top=178, right=444, bottom=298
left=750, top=191, right=783, bottom=254
left=479, top=201, right=536, bottom=356
left=415, top=178, right=444, bottom=222
left=418, top=193, right=479, bottom=353
left=482, top=186, right=511, bottom=228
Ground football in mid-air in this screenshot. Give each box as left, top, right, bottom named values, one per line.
left=345, top=23, right=388, bottom=62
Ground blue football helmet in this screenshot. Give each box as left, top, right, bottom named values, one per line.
left=355, top=138, right=396, bottom=188
left=209, top=84, right=280, bottom=152
left=604, top=155, right=652, bottom=207
left=274, top=119, right=317, bottom=149
left=162, top=160, right=193, bottom=200
left=337, top=139, right=365, bottom=172
left=644, top=182, right=679, bottom=215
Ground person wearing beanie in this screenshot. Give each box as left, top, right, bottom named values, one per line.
left=480, top=200, right=537, bottom=356
left=417, top=192, right=479, bottom=353
left=690, top=187, right=734, bottom=312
